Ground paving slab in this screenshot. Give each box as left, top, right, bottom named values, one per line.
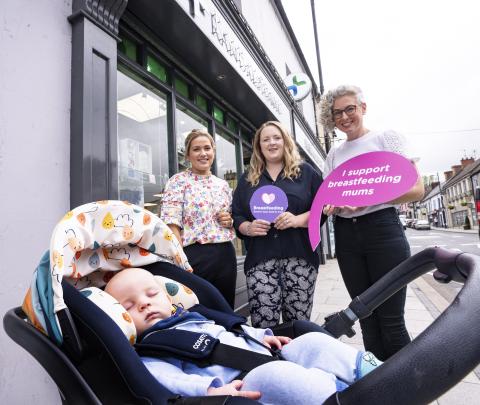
left=312, top=258, right=480, bottom=403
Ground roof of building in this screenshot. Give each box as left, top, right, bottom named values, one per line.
left=423, top=183, right=442, bottom=201
left=442, top=158, right=480, bottom=190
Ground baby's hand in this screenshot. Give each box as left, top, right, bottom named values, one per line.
left=207, top=380, right=261, bottom=399
left=263, top=335, right=292, bottom=350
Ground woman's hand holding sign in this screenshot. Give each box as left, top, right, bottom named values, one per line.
left=323, top=205, right=366, bottom=217
left=242, top=219, right=271, bottom=237
left=274, top=211, right=299, bottom=230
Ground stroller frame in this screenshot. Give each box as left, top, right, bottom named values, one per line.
left=4, top=247, right=480, bottom=404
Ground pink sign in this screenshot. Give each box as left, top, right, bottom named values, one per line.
left=308, top=151, right=418, bottom=249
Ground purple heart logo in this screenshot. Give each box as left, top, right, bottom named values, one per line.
left=262, top=193, right=275, bottom=204
left=250, top=186, right=288, bottom=222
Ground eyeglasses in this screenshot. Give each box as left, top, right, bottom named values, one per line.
left=332, top=105, right=358, bottom=120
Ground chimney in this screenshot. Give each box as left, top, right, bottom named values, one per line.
left=444, top=170, right=453, bottom=180
left=451, top=165, right=462, bottom=175
left=461, top=157, right=474, bottom=168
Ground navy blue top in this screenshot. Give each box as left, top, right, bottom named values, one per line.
left=232, top=162, right=323, bottom=270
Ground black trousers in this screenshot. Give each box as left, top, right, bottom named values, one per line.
left=183, top=241, right=237, bottom=309
left=334, top=208, right=411, bottom=361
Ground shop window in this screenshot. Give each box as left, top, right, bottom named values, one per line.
left=175, top=77, right=190, bottom=99
left=216, top=131, right=243, bottom=256
left=241, top=142, right=252, bottom=172
left=175, top=105, right=208, bottom=172
left=213, top=105, right=224, bottom=124
left=147, top=55, right=168, bottom=83
left=117, top=71, right=169, bottom=215
left=452, top=210, right=467, bottom=227
left=118, top=36, right=137, bottom=62
left=195, top=93, right=208, bottom=112
left=241, top=128, right=253, bottom=171
left=226, top=116, right=237, bottom=133
left=216, top=131, right=237, bottom=189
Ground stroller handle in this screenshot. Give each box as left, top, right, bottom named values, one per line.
left=327, top=247, right=480, bottom=405
left=354, top=246, right=464, bottom=316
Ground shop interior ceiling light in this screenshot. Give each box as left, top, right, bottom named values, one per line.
left=118, top=92, right=167, bottom=123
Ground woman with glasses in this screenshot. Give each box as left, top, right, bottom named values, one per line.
left=232, top=121, right=323, bottom=328
left=320, top=85, right=424, bottom=361
left=160, top=129, right=237, bottom=308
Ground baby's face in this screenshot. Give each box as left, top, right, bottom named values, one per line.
left=106, top=268, right=173, bottom=334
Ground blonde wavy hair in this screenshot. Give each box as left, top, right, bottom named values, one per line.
left=319, top=85, right=365, bottom=131
left=184, top=129, right=215, bottom=156
left=247, top=121, right=302, bottom=186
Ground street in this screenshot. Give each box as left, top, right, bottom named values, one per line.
left=407, top=228, right=480, bottom=256
left=406, top=228, right=480, bottom=304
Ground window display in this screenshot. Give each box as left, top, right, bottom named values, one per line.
left=117, top=71, right=169, bottom=213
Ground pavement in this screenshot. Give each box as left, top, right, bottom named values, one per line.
left=311, top=257, right=480, bottom=405
left=430, top=226, right=479, bottom=235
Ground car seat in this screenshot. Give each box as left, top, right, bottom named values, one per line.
left=3, top=200, right=325, bottom=404
left=4, top=201, right=480, bottom=404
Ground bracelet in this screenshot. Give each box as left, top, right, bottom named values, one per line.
left=246, top=222, right=252, bottom=236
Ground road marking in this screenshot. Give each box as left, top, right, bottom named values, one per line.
left=409, top=235, right=441, bottom=239
left=460, top=243, right=480, bottom=246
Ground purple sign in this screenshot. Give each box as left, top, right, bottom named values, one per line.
left=250, top=185, right=288, bottom=222
left=308, top=151, right=418, bottom=249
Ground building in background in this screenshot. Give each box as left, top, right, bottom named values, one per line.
left=406, top=158, right=480, bottom=230
left=0, top=1, right=327, bottom=402
left=442, top=158, right=479, bottom=230
left=422, top=183, right=446, bottom=228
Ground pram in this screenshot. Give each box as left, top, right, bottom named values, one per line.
left=3, top=201, right=480, bottom=404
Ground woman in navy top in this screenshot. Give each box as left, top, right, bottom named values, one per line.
left=232, top=121, right=323, bottom=328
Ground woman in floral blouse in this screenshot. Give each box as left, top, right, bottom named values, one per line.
left=160, top=130, right=237, bottom=308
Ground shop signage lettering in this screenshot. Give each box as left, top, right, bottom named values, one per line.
left=210, top=11, right=281, bottom=115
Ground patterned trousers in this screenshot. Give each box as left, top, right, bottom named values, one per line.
left=245, top=257, right=318, bottom=328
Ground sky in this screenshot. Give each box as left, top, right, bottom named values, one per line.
left=282, top=0, right=480, bottom=180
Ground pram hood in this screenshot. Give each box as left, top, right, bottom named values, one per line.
left=22, top=200, right=192, bottom=345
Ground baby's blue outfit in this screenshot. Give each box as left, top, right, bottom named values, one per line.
left=141, top=312, right=380, bottom=404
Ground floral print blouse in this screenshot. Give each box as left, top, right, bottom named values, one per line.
left=160, top=170, right=235, bottom=247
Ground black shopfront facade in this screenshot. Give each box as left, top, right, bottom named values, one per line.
left=69, top=0, right=326, bottom=310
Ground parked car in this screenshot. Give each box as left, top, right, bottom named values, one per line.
left=406, top=218, right=415, bottom=228
left=399, top=215, right=407, bottom=230
left=415, top=219, right=431, bottom=230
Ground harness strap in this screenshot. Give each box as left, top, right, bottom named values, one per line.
left=135, top=328, right=282, bottom=373
left=210, top=342, right=280, bottom=372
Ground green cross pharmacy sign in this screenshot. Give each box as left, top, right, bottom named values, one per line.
left=285, top=72, right=312, bottom=101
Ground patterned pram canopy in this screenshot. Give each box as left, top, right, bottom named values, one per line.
left=22, top=200, right=192, bottom=345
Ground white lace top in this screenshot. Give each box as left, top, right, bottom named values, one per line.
left=324, top=130, right=409, bottom=218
